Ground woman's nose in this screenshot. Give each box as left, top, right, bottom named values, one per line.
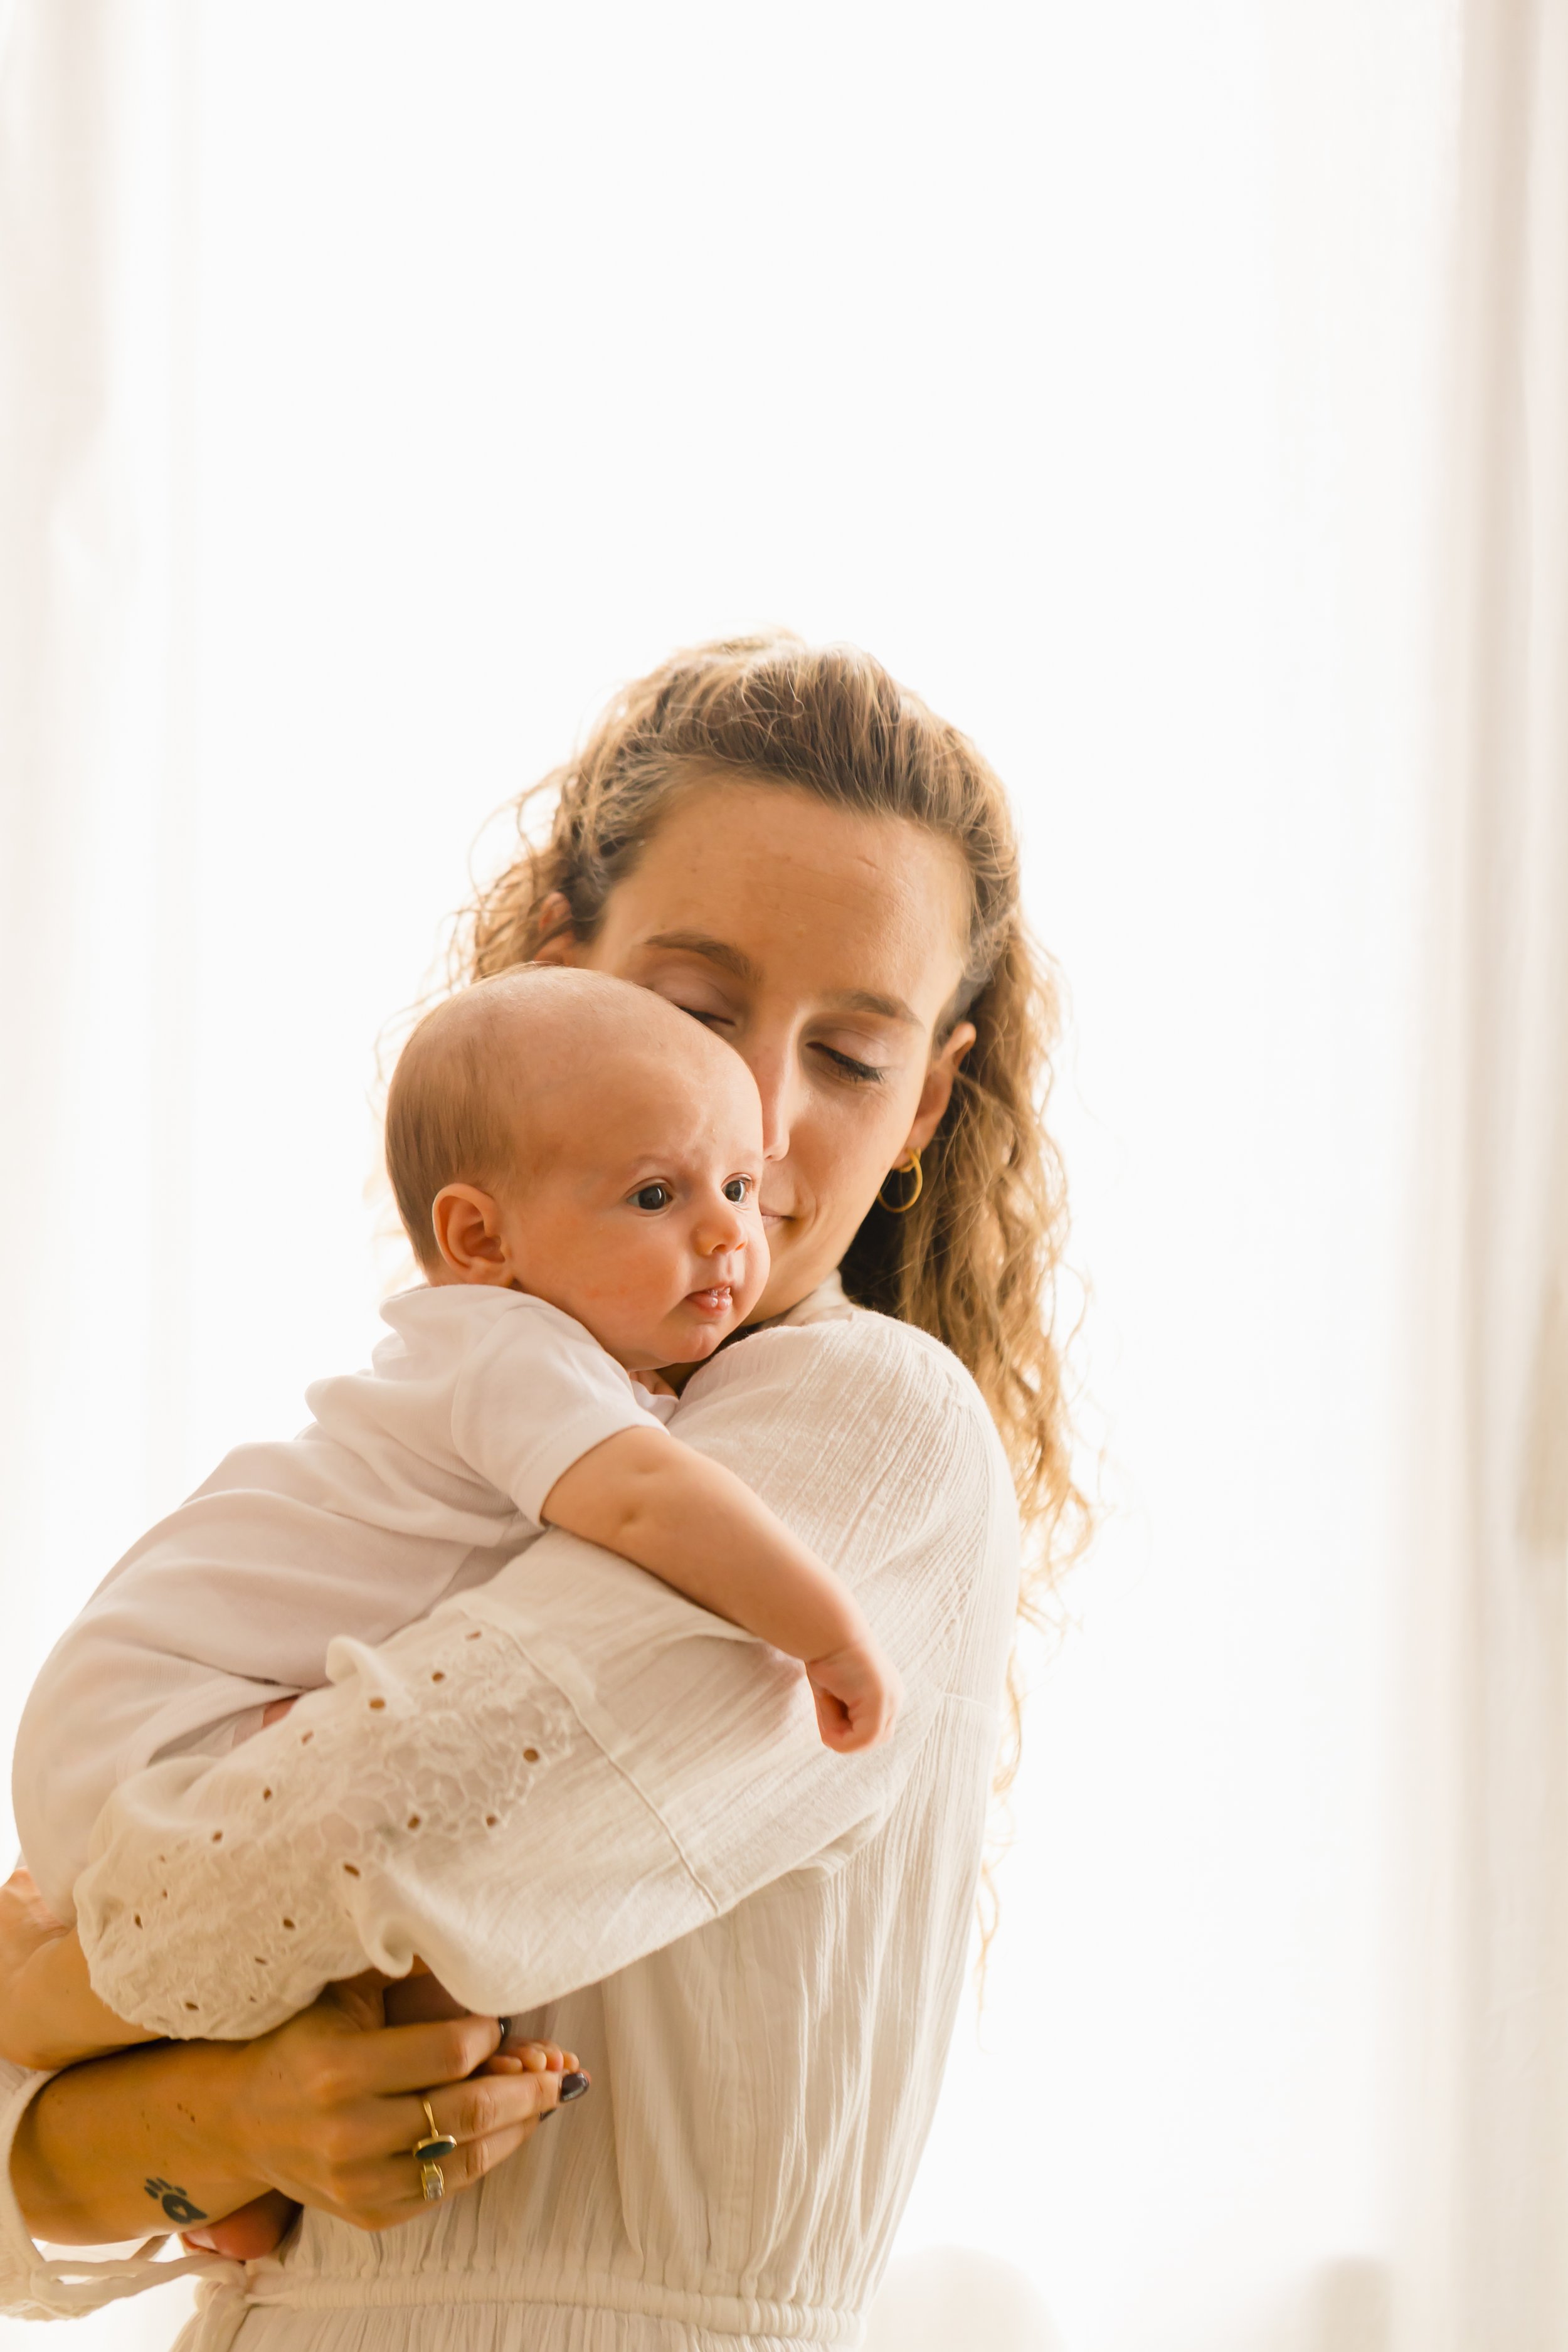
left=742, top=1037, right=800, bottom=1164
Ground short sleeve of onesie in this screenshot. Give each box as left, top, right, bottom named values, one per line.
left=447, top=1296, right=667, bottom=1524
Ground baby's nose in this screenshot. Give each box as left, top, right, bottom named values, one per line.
left=696, top=1201, right=748, bottom=1254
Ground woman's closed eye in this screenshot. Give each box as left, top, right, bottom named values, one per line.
left=815, top=1044, right=886, bottom=1085
left=651, top=969, right=887, bottom=1082
left=674, top=1008, right=881, bottom=1084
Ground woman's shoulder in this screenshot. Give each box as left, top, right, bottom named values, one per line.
left=684, top=1290, right=1011, bottom=1503
left=675, top=1296, right=1019, bottom=1673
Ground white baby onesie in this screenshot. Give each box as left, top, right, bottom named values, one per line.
left=13, top=1286, right=671, bottom=1921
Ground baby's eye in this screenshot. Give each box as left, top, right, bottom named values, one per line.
left=722, top=1176, right=753, bottom=1204
left=631, top=1183, right=673, bottom=1212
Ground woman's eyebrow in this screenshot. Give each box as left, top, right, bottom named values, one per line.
left=640, top=930, right=762, bottom=983
left=823, top=988, right=920, bottom=1027
left=640, top=931, right=918, bottom=1025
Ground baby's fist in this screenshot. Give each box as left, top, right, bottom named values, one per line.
left=805, top=1638, right=902, bottom=1754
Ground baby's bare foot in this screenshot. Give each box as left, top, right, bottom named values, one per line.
left=181, top=2190, right=300, bottom=2260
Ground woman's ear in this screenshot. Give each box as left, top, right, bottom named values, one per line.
left=903, top=1020, right=977, bottom=1158
left=430, top=1185, right=513, bottom=1284
left=530, top=894, right=580, bottom=968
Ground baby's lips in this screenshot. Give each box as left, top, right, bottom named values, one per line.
left=685, top=1279, right=736, bottom=1308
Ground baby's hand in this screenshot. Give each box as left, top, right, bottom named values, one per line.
left=805, top=1638, right=903, bottom=1754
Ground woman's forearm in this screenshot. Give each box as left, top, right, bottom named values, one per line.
left=12, top=2042, right=264, bottom=2245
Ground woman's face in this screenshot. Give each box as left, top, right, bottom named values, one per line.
left=535, top=775, right=976, bottom=1320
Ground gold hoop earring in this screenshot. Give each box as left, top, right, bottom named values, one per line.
left=877, top=1150, right=923, bottom=1213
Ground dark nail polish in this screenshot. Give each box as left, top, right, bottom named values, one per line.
left=558, top=2070, right=590, bottom=2104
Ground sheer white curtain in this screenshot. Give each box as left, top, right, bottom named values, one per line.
left=1396, top=3, right=1568, bottom=2345
left=1, top=4, right=1563, bottom=2349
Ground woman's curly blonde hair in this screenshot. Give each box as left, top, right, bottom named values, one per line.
left=453, top=633, right=1089, bottom=1818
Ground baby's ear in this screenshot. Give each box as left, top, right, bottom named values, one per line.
left=431, top=1184, right=511, bottom=1284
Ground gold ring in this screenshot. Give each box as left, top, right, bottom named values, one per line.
left=413, top=2095, right=457, bottom=2202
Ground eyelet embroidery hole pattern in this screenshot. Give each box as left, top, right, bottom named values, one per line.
left=75, top=1614, right=573, bottom=2036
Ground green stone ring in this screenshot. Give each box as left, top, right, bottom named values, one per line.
left=414, top=2097, right=457, bottom=2200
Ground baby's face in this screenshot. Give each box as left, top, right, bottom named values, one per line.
left=491, top=1051, right=769, bottom=1370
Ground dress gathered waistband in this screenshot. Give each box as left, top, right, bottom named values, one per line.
left=241, top=2265, right=861, bottom=2344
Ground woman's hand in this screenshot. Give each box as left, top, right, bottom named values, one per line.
left=181, top=1992, right=581, bottom=2257
left=13, top=1971, right=582, bottom=2247
left=222, top=1974, right=575, bottom=2232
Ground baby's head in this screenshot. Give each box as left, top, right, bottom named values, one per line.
left=385, top=968, right=767, bottom=1369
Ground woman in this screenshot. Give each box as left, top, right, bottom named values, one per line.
left=1, top=637, right=1083, bottom=2348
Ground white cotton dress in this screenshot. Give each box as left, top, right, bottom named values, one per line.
left=0, top=1284, right=1019, bottom=2352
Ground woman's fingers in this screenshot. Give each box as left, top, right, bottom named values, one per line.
left=389, top=2058, right=563, bottom=2161
left=324, top=2117, right=542, bottom=2233
left=319, top=2084, right=583, bottom=2232
left=320, top=2010, right=504, bottom=2100
left=253, top=2063, right=564, bottom=2224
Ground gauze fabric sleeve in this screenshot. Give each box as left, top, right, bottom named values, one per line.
left=73, top=1315, right=1017, bottom=2040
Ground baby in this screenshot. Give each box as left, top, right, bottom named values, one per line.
left=3, top=969, right=900, bottom=2208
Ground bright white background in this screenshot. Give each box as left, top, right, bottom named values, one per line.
left=1, top=3, right=1473, bottom=2346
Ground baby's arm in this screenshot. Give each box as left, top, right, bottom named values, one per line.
left=542, top=1426, right=901, bottom=1751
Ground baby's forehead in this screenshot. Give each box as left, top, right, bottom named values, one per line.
left=488, top=1009, right=761, bottom=1160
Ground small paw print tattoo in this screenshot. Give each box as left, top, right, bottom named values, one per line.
left=144, top=2176, right=208, bottom=2225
